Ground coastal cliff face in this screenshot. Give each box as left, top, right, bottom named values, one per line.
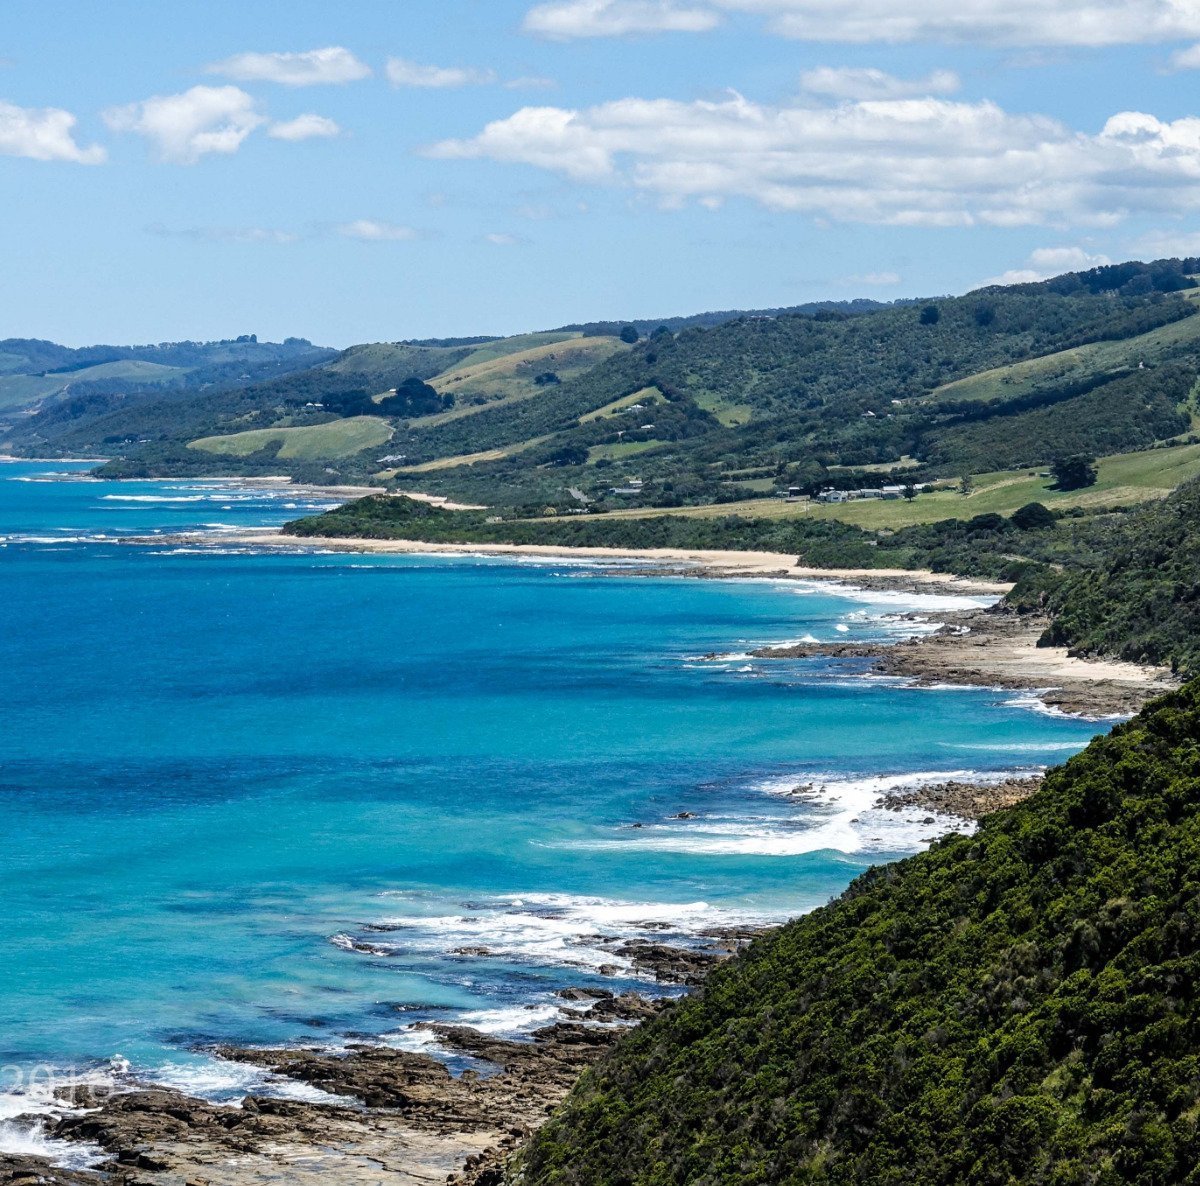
left=510, top=681, right=1200, bottom=1186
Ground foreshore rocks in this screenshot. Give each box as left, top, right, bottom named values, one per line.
left=0, top=935, right=758, bottom=1186
left=746, top=607, right=1177, bottom=718
left=877, top=776, right=1044, bottom=821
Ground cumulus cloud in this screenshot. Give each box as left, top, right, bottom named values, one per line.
left=525, top=0, right=720, bottom=38
left=268, top=113, right=342, bottom=140
left=337, top=219, right=419, bottom=241
left=426, top=93, right=1200, bottom=228
left=800, top=67, right=960, bottom=100
left=0, top=100, right=105, bottom=163
left=206, top=46, right=371, bottom=86
left=980, top=246, right=1113, bottom=286
left=385, top=58, right=498, bottom=88
left=523, top=0, right=1200, bottom=44
left=104, top=85, right=265, bottom=163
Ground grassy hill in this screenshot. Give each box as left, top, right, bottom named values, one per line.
left=189, top=416, right=393, bottom=461
left=0, top=359, right=188, bottom=411
left=0, top=335, right=336, bottom=452
left=10, top=257, right=1200, bottom=513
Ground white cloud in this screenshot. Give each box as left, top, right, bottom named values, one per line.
left=1125, top=228, right=1200, bottom=258
left=104, top=85, right=264, bottom=163
left=0, top=100, right=105, bottom=164
left=800, top=67, right=960, bottom=100
left=980, top=246, right=1112, bottom=286
left=427, top=93, right=1200, bottom=228
left=206, top=46, right=370, bottom=86
left=1170, top=43, right=1200, bottom=68
left=386, top=58, right=497, bottom=88
left=268, top=113, right=342, bottom=141
left=523, top=0, right=1200, bottom=44
left=337, top=219, right=419, bottom=241
left=524, top=0, right=720, bottom=38
left=849, top=270, right=903, bottom=286
left=484, top=232, right=523, bottom=245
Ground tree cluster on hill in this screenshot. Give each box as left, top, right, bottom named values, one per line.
left=1014, top=477, right=1200, bottom=674
left=508, top=680, right=1200, bottom=1186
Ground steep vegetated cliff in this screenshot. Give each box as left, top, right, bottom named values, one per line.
left=511, top=681, right=1200, bottom=1186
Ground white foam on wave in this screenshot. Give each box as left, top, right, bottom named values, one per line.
left=0, top=533, right=112, bottom=545
left=942, top=740, right=1085, bottom=753
left=456, top=1003, right=564, bottom=1036
left=0, top=1117, right=105, bottom=1172
left=0, top=1081, right=106, bottom=1170
left=351, top=891, right=771, bottom=980
left=789, top=580, right=997, bottom=613
left=101, top=494, right=209, bottom=503
left=1000, top=692, right=1128, bottom=723
left=557, top=769, right=1033, bottom=858
left=146, top=1057, right=347, bottom=1105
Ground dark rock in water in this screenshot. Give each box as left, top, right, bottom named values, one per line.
left=451, top=946, right=495, bottom=957
left=672, top=812, right=697, bottom=820
left=616, top=941, right=730, bottom=985
left=587, top=993, right=664, bottom=1022
left=0, top=1153, right=102, bottom=1185
left=555, top=987, right=613, bottom=1002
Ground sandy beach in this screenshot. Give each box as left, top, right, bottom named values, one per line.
left=148, top=527, right=1173, bottom=719
left=185, top=528, right=1013, bottom=592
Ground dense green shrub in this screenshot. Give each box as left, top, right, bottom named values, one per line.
left=512, top=682, right=1200, bottom=1186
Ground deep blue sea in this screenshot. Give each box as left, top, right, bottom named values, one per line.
left=0, top=458, right=1106, bottom=1163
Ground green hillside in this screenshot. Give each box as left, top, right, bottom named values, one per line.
left=10, top=258, right=1200, bottom=513
left=189, top=416, right=393, bottom=460
left=510, top=680, right=1200, bottom=1186
left=0, top=359, right=186, bottom=410
left=1025, top=476, right=1200, bottom=673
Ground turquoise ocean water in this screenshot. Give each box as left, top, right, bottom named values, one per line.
left=0, top=459, right=1107, bottom=1162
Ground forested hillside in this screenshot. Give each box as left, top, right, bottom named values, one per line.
left=1025, top=477, right=1200, bottom=673
left=8, top=258, right=1200, bottom=509
left=0, top=335, right=334, bottom=422
left=508, top=680, right=1200, bottom=1186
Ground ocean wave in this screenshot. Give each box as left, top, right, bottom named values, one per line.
left=0, top=1118, right=104, bottom=1172
left=339, top=891, right=772, bottom=982
left=0, top=1082, right=105, bottom=1171
left=556, top=769, right=1040, bottom=858
left=999, top=693, right=1129, bottom=723
left=0, top=533, right=113, bottom=545
left=799, top=583, right=997, bottom=612
left=455, top=1003, right=564, bottom=1035
left=146, top=1057, right=347, bottom=1105
left=101, top=494, right=209, bottom=503
left=941, top=740, right=1085, bottom=752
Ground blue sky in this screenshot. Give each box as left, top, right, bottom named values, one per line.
left=4, top=0, right=1200, bottom=346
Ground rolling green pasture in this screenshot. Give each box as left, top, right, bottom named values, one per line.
left=603, top=442, right=1200, bottom=528
left=189, top=416, right=393, bottom=460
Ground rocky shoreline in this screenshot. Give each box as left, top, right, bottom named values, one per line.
left=0, top=940, right=750, bottom=1186
left=876, top=775, right=1045, bottom=820
left=746, top=606, right=1178, bottom=718
left=0, top=750, right=1116, bottom=1186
